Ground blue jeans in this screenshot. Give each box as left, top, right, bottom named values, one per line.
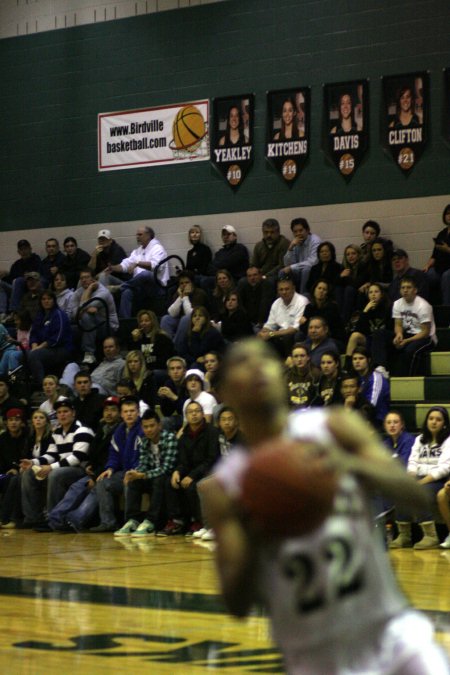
left=48, top=476, right=98, bottom=530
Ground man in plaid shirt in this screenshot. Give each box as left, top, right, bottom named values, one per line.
left=114, top=409, right=178, bottom=537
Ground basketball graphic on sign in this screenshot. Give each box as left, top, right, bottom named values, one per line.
left=171, top=105, right=207, bottom=153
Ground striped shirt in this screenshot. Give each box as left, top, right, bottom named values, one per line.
left=33, top=420, right=94, bottom=469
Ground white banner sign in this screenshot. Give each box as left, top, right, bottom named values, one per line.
left=98, top=100, right=209, bottom=171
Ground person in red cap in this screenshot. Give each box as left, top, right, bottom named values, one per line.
left=0, top=408, right=28, bottom=528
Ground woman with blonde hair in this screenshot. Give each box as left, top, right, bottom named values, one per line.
left=123, top=350, right=157, bottom=408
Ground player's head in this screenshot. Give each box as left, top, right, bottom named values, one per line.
left=217, top=338, right=286, bottom=414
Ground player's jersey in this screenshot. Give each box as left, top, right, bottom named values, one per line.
left=214, top=408, right=408, bottom=655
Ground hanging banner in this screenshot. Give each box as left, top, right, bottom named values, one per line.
left=98, top=100, right=209, bottom=171
left=444, top=68, right=450, bottom=148
left=323, top=80, right=368, bottom=181
left=266, top=88, right=310, bottom=185
left=211, top=94, right=254, bottom=190
left=382, top=72, right=429, bottom=174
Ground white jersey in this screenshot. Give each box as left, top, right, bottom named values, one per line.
left=214, top=408, right=449, bottom=674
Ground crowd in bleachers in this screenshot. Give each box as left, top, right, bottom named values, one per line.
left=0, top=206, right=449, bottom=547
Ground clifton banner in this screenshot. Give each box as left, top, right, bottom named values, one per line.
left=98, top=100, right=210, bottom=171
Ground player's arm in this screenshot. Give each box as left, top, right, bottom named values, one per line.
left=199, top=476, right=258, bottom=618
left=326, top=408, right=431, bottom=514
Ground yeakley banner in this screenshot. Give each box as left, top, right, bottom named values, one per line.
left=98, top=100, right=210, bottom=171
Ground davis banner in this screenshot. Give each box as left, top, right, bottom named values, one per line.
left=98, top=100, right=210, bottom=171
left=382, top=72, right=429, bottom=174
left=211, top=94, right=254, bottom=190
left=266, top=87, right=310, bottom=186
left=323, top=80, right=369, bottom=181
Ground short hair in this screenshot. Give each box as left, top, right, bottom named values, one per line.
left=262, top=218, right=280, bottom=231
left=119, top=396, right=139, bottom=410
left=75, top=371, right=92, bottom=382
left=177, top=269, right=195, bottom=283
left=186, top=400, right=203, bottom=413
left=340, top=372, right=359, bottom=384
left=79, top=267, right=95, bottom=277
left=277, top=274, right=295, bottom=286
left=46, top=237, right=59, bottom=246
left=143, top=226, right=155, bottom=239
left=166, top=356, right=186, bottom=369
left=290, top=217, right=310, bottom=232
left=116, top=378, right=136, bottom=391
left=142, top=409, right=161, bottom=422
left=308, top=315, right=328, bottom=329
left=292, top=342, right=310, bottom=355
left=63, top=236, right=77, bottom=246
left=362, top=220, right=381, bottom=236
left=400, top=275, right=418, bottom=288
left=218, top=406, right=237, bottom=420
left=103, top=335, right=120, bottom=348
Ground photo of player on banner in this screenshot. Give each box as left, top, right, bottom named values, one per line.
left=382, top=72, right=429, bottom=174
left=211, top=94, right=254, bottom=190
left=323, top=80, right=368, bottom=181
left=266, top=87, right=310, bottom=185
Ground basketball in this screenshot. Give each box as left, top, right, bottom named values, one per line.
left=240, top=439, right=338, bottom=538
left=172, top=105, right=206, bottom=152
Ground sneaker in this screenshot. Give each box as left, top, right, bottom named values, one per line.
left=185, top=521, right=202, bottom=537
left=89, top=523, right=117, bottom=533
left=156, top=519, right=184, bottom=537
left=114, top=519, right=139, bottom=537
left=1, top=521, right=16, bottom=529
left=131, top=519, right=155, bottom=537
left=440, top=534, right=450, bottom=549
left=192, top=527, right=207, bottom=539
left=201, top=528, right=215, bottom=541
left=82, top=352, right=97, bottom=365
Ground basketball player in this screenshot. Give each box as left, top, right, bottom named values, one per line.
left=200, top=339, right=449, bottom=674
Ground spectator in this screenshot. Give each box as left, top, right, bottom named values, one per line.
left=299, top=278, right=344, bottom=346
left=437, top=479, right=450, bottom=549
left=345, top=282, right=392, bottom=366
left=383, top=410, right=415, bottom=466
left=423, top=203, right=450, bottom=304
left=157, top=401, right=220, bottom=536
left=250, top=218, right=289, bottom=280
left=210, top=269, right=236, bottom=322
left=99, top=226, right=169, bottom=318
left=181, top=369, right=216, bottom=425
left=28, top=290, right=73, bottom=386
left=336, top=244, right=367, bottom=323
left=0, top=408, right=28, bottom=528
left=217, top=406, right=244, bottom=456
left=19, top=272, right=44, bottom=321
left=0, top=323, right=21, bottom=376
left=258, top=277, right=309, bottom=357
left=360, top=220, right=381, bottom=261
left=47, top=396, right=122, bottom=532
left=282, top=218, right=321, bottom=293
left=60, top=236, right=91, bottom=290
left=185, top=224, right=212, bottom=277
left=0, top=376, right=25, bottom=429
left=209, top=225, right=249, bottom=282
left=60, top=336, right=125, bottom=395
left=26, top=409, right=53, bottom=463
left=306, top=241, right=343, bottom=293
left=178, top=306, right=225, bottom=367
left=114, top=409, right=179, bottom=537
left=203, top=351, right=222, bottom=393
left=220, top=291, right=253, bottom=342
left=123, top=350, right=157, bottom=408
left=73, top=371, right=106, bottom=432
left=351, top=346, right=390, bottom=429
left=40, top=238, right=65, bottom=286
left=315, top=351, right=343, bottom=406
left=90, top=397, right=143, bottom=532
left=115, top=379, right=149, bottom=418
left=160, top=271, right=208, bottom=346
left=304, top=316, right=340, bottom=368
left=12, top=309, right=32, bottom=353
left=390, top=406, right=450, bottom=550
left=39, top=375, right=64, bottom=430
left=285, top=342, right=320, bottom=409
left=388, top=248, right=429, bottom=302
left=157, top=356, right=187, bottom=430
left=0, top=239, right=42, bottom=314
left=130, top=309, right=175, bottom=376
left=340, top=373, right=377, bottom=427
left=375, top=276, right=436, bottom=376
left=88, top=229, right=128, bottom=279
left=20, top=398, right=94, bottom=529
left=358, top=237, right=393, bottom=297
left=69, top=267, right=119, bottom=365
left=238, top=266, right=275, bottom=330
left=52, top=272, right=74, bottom=316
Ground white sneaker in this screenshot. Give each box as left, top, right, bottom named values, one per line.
left=114, top=519, right=139, bottom=537
left=131, top=519, right=155, bottom=537
left=440, top=534, right=450, bottom=549
left=82, top=352, right=96, bottom=365
left=192, top=527, right=207, bottom=539
left=201, top=529, right=215, bottom=541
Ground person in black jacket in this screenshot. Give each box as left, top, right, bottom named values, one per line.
left=89, top=229, right=130, bottom=281
left=157, top=400, right=220, bottom=536
left=186, top=225, right=212, bottom=276
left=73, top=371, right=106, bottom=432
left=0, top=408, right=29, bottom=527
left=60, top=237, right=91, bottom=290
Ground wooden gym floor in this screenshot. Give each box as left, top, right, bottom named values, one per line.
left=0, top=531, right=449, bottom=674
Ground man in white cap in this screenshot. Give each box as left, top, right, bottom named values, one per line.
left=210, top=225, right=249, bottom=282
left=89, top=229, right=128, bottom=280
